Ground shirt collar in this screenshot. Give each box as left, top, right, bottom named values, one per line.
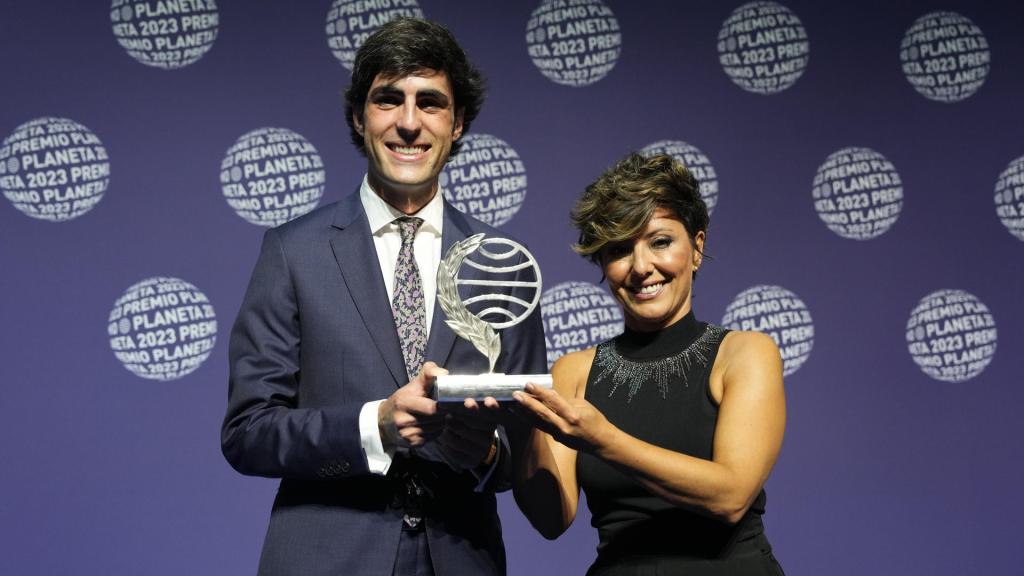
left=359, top=174, right=444, bottom=236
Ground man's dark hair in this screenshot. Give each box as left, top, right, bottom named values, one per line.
left=344, top=17, right=485, bottom=157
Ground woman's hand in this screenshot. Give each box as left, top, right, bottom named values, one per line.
left=511, top=350, right=592, bottom=539
left=515, top=331, right=785, bottom=525
left=513, top=382, right=613, bottom=453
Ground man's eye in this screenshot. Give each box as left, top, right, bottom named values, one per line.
left=373, top=96, right=401, bottom=107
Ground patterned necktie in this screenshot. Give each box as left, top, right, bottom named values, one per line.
left=392, top=216, right=426, bottom=380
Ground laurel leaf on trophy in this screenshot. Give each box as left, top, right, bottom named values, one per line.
left=434, top=233, right=550, bottom=400
left=437, top=233, right=501, bottom=371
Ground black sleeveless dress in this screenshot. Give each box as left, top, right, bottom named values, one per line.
left=577, top=312, right=784, bottom=575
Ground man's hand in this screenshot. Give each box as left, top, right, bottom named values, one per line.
left=435, top=397, right=501, bottom=470
left=378, top=362, right=445, bottom=450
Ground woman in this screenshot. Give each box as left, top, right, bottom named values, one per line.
left=513, top=153, right=786, bottom=575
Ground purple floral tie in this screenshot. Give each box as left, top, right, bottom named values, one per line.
left=392, top=216, right=426, bottom=380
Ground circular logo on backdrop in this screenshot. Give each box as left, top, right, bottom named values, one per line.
left=220, top=128, right=326, bottom=227
left=107, top=277, right=217, bottom=381
left=0, top=117, right=109, bottom=222
left=718, top=1, right=809, bottom=95
left=541, top=281, right=623, bottom=369
left=722, top=285, right=813, bottom=377
left=640, top=140, right=720, bottom=216
left=994, top=155, right=1024, bottom=242
left=900, top=11, right=990, bottom=103
left=526, top=0, right=622, bottom=87
left=326, top=0, right=424, bottom=70
left=441, top=134, right=528, bottom=227
left=905, top=289, right=997, bottom=382
left=812, top=147, right=903, bottom=240
left=110, top=0, right=219, bottom=69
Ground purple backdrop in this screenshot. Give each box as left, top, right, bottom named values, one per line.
left=2, top=1, right=1023, bottom=574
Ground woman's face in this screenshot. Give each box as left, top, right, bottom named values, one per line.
left=601, top=208, right=704, bottom=332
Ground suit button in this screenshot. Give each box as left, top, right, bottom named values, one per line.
left=340, top=461, right=351, bottom=474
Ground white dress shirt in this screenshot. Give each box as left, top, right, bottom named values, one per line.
left=354, top=177, right=500, bottom=488
left=357, top=176, right=443, bottom=474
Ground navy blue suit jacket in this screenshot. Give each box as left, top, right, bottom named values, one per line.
left=222, top=191, right=547, bottom=576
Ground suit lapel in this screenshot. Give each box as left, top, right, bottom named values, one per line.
left=329, top=192, right=408, bottom=387
left=423, top=202, right=475, bottom=369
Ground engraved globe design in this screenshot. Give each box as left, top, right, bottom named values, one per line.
left=458, top=237, right=542, bottom=329
left=437, top=234, right=542, bottom=372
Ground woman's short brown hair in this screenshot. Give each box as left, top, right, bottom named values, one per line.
left=572, top=152, right=708, bottom=265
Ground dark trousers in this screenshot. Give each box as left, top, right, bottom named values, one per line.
left=393, top=526, right=434, bottom=576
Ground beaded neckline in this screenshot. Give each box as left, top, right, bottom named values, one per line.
left=591, top=324, right=727, bottom=403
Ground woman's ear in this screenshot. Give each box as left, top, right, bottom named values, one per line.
left=693, top=230, right=706, bottom=269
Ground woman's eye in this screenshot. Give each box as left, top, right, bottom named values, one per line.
left=605, top=244, right=630, bottom=258
left=652, top=237, right=672, bottom=248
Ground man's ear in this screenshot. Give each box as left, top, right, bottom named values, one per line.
left=452, top=108, right=465, bottom=141
left=352, top=110, right=365, bottom=137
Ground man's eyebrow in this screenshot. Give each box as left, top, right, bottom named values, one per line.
left=368, top=84, right=402, bottom=98
left=416, top=88, right=451, bottom=105
left=366, top=86, right=451, bottom=106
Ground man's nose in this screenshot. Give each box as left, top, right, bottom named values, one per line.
left=396, top=101, right=422, bottom=137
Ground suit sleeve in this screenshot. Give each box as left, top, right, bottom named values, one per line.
left=221, top=228, right=369, bottom=480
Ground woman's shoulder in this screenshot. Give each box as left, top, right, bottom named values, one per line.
left=551, top=347, right=598, bottom=375
left=551, top=347, right=598, bottom=397
left=720, top=329, right=778, bottom=353
left=708, top=330, right=784, bottom=404
left=717, top=329, right=783, bottom=377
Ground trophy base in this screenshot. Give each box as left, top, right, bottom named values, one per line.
left=433, top=373, right=553, bottom=402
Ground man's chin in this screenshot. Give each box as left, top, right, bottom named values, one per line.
left=370, top=175, right=439, bottom=207
left=386, top=178, right=437, bottom=195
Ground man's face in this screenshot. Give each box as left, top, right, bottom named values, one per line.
left=354, top=69, right=464, bottom=211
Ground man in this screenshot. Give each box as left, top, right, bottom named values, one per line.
left=222, top=17, right=546, bottom=576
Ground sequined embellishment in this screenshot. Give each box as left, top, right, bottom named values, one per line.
left=591, top=324, right=727, bottom=403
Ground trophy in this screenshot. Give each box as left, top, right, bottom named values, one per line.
left=433, top=233, right=553, bottom=402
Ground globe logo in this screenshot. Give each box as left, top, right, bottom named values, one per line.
left=110, top=0, right=219, bottom=69
left=448, top=237, right=543, bottom=330
left=718, top=1, right=809, bottom=94
left=326, top=0, right=423, bottom=70
left=541, top=281, right=623, bottom=369
left=0, top=117, right=110, bottom=222
left=441, top=134, right=528, bottom=227
left=812, top=147, right=903, bottom=240
left=722, top=285, right=814, bottom=377
left=906, top=289, right=997, bottom=383
left=108, top=277, right=217, bottom=381
left=994, top=155, right=1024, bottom=242
left=220, top=128, right=325, bottom=227
left=901, top=11, right=989, bottom=103
left=641, top=140, right=720, bottom=216
left=526, top=0, right=622, bottom=87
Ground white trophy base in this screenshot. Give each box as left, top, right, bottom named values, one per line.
left=433, top=373, right=553, bottom=402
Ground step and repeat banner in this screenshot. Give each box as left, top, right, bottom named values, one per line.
left=2, top=1, right=1022, bottom=574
